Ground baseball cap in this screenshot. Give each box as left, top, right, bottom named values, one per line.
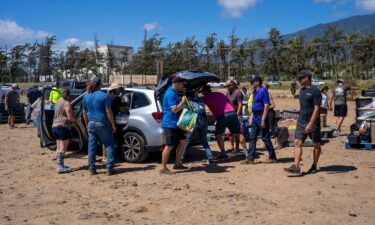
left=89, top=76, right=102, bottom=86
left=249, top=75, right=262, bottom=83
left=298, top=70, right=312, bottom=80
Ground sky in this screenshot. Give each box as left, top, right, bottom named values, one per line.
left=1, top=0, right=375, bottom=51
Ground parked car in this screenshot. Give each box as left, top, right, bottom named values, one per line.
left=267, top=80, right=282, bottom=86
left=59, top=79, right=87, bottom=97
left=0, top=84, right=22, bottom=102
left=207, top=82, right=226, bottom=88
left=362, top=83, right=375, bottom=97
left=312, top=79, right=325, bottom=86
left=38, top=71, right=220, bottom=163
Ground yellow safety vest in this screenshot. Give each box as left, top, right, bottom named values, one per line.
left=49, top=87, right=62, bottom=104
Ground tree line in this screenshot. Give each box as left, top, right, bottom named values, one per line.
left=0, top=26, right=374, bottom=84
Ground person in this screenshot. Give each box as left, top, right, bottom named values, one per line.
left=83, top=77, right=117, bottom=176
left=241, top=86, right=249, bottom=116
left=52, top=88, right=75, bottom=174
left=25, top=85, right=42, bottom=125
left=330, top=79, right=350, bottom=135
left=181, top=91, right=216, bottom=164
left=4, top=84, right=20, bottom=128
left=242, top=75, right=277, bottom=164
left=201, top=85, right=243, bottom=160
left=160, top=77, right=188, bottom=175
left=225, top=80, right=247, bottom=153
left=320, top=86, right=330, bottom=114
left=291, top=79, right=297, bottom=97
left=101, top=83, right=125, bottom=163
left=284, top=70, right=322, bottom=175
left=49, top=81, right=62, bottom=105
left=264, top=82, right=277, bottom=136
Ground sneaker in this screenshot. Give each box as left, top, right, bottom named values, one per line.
left=173, top=164, right=189, bottom=170
left=306, top=164, right=318, bottom=174
left=106, top=169, right=116, bottom=176
left=89, top=169, right=98, bottom=175
left=334, top=130, right=342, bottom=135
left=7, top=124, right=12, bottom=129
left=215, top=154, right=228, bottom=160
left=56, top=166, right=71, bottom=174
left=240, top=159, right=255, bottom=165
left=284, top=165, right=301, bottom=174
left=11, top=124, right=16, bottom=128
left=263, top=158, right=278, bottom=164
left=159, top=168, right=174, bottom=175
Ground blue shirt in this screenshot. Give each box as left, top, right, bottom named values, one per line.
left=162, top=86, right=182, bottom=128
left=251, top=86, right=270, bottom=123
left=83, top=90, right=111, bottom=122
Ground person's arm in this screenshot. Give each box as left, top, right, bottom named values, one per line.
left=64, top=102, right=75, bottom=123
left=269, top=94, right=275, bottom=109
left=82, top=98, right=88, bottom=126
left=326, top=94, right=330, bottom=111
left=236, top=92, right=243, bottom=116
left=329, top=93, right=334, bottom=111
left=261, top=90, right=270, bottom=128
left=106, top=108, right=116, bottom=133
left=171, top=96, right=186, bottom=113
left=4, top=95, right=8, bottom=110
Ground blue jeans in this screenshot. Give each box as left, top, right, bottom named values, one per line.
left=88, top=121, right=115, bottom=170
left=247, top=121, right=276, bottom=160
left=182, top=120, right=213, bottom=160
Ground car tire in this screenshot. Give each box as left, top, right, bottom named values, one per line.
left=122, top=132, right=148, bottom=163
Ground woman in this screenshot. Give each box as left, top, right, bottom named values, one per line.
left=83, top=77, right=117, bottom=176
left=182, top=91, right=216, bottom=164
left=52, top=88, right=75, bottom=174
left=264, top=82, right=276, bottom=135
left=320, top=86, right=330, bottom=114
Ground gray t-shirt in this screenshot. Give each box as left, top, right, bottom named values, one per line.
left=5, top=90, right=20, bottom=107
left=332, top=85, right=350, bottom=106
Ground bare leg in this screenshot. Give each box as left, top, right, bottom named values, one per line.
left=239, top=134, right=247, bottom=149
left=61, top=140, right=69, bottom=153
left=229, top=135, right=235, bottom=151
left=162, top=146, right=173, bottom=169
left=235, top=135, right=240, bottom=150
left=336, top=117, right=345, bottom=132
left=175, top=140, right=186, bottom=166
left=294, top=139, right=303, bottom=168
left=101, top=144, right=107, bottom=162
left=313, top=143, right=321, bottom=166
left=7, top=115, right=11, bottom=125
left=215, top=134, right=226, bottom=153
left=11, top=115, right=15, bottom=126
left=56, top=140, right=61, bottom=153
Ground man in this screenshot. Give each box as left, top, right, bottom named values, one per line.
left=5, top=84, right=20, bottom=128
left=330, top=79, right=350, bottom=135
left=284, top=70, right=322, bottom=175
left=225, top=80, right=247, bottom=153
left=49, top=81, right=62, bottom=105
left=201, top=85, right=242, bottom=160
left=25, top=85, right=42, bottom=125
left=160, top=77, right=188, bottom=175
left=83, top=77, right=117, bottom=176
left=242, top=75, right=277, bottom=164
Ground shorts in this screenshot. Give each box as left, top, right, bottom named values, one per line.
left=215, top=112, right=241, bottom=135
left=164, top=128, right=186, bottom=147
left=7, top=106, right=17, bottom=116
left=334, top=105, right=347, bottom=117
left=295, top=123, right=321, bottom=144
left=52, top=127, right=72, bottom=141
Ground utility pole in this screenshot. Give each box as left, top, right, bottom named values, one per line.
left=227, top=50, right=231, bottom=80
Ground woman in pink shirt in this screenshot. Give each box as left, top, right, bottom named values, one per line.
left=201, top=85, right=242, bottom=160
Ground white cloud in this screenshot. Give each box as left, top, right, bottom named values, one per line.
left=56, top=38, right=95, bottom=51
left=356, top=0, right=375, bottom=11
left=143, top=22, right=159, bottom=31
left=218, top=0, right=258, bottom=18
left=0, top=19, right=50, bottom=48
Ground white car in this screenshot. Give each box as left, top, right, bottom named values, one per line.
left=207, top=82, right=226, bottom=88
left=312, top=79, right=325, bottom=86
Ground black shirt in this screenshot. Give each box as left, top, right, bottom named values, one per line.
left=27, top=88, right=42, bottom=104
left=108, top=93, right=122, bottom=116
left=298, top=85, right=321, bottom=126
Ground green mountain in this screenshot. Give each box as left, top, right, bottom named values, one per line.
left=283, top=13, right=375, bottom=41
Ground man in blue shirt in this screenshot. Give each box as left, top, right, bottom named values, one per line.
left=160, top=76, right=187, bottom=175
left=83, top=77, right=117, bottom=176
left=242, top=75, right=277, bottom=164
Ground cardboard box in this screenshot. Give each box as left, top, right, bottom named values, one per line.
left=278, top=119, right=297, bottom=130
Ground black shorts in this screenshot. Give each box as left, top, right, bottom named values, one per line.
left=7, top=106, right=17, bottom=116
left=334, top=105, right=347, bottom=117
left=52, top=127, right=72, bottom=141
left=164, top=128, right=186, bottom=147
left=295, top=124, right=321, bottom=144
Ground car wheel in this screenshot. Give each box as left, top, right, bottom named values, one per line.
left=122, top=132, right=148, bottom=163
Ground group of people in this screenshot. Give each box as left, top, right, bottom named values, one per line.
left=3, top=70, right=350, bottom=176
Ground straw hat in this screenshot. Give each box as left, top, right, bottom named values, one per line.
left=108, top=82, right=122, bottom=92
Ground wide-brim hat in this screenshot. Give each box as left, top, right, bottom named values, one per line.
left=108, top=82, right=122, bottom=92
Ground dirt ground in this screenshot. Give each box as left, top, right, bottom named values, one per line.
left=1, top=90, right=375, bottom=225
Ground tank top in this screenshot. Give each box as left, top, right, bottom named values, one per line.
left=52, top=98, right=71, bottom=129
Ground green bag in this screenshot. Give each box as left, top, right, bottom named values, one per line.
left=177, top=97, right=198, bottom=133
